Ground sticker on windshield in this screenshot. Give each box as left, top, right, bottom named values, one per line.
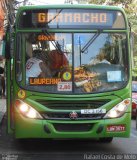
left=62, top=72, right=72, bottom=81
left=107, top=71, right=122, bottom=82
left=57, top=82, right=72, bottom=91
left=17, top=90, right=26, bottom=99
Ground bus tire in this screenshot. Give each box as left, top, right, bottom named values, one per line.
left=99, top=137, right=113, bottom=143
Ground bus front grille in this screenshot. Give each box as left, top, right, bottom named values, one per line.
left=36, top=100, right=110, bottom=110
left=41, top=112, right=105, bottom=120
left=53, top=123, right=93, bottom=132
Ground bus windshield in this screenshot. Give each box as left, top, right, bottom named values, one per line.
left=16, top=32, right=128, bottom=94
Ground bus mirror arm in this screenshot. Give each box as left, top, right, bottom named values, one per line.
left=5, top=42, right=11, bottom=60
left=4, top=26, right=13, bottom=60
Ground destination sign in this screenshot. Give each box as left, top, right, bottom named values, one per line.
left=29, top=78, right=61, bottom=85
left=37, top=34, right=66, bottom=41
left=18, top=9, right=126, bottom=29
left=37, top=12, right=109, bottom=24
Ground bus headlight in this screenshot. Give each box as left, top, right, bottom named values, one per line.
left=104, top=99, right=130, bottom=119
left=15, top=100, right=43, bottom=119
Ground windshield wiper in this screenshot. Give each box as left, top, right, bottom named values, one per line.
left=81, top=29, right=103, bottom=53
left=41, top=9, right=64, bottom=54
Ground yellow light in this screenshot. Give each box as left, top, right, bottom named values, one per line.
left=123, top=99, right=130, bottom=105
left=19, top=104, right=29, bottom=113
left=26, top=109, right=37, bottom=119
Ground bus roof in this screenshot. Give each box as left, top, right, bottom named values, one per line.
left=17, top=4, right=125, bottom=12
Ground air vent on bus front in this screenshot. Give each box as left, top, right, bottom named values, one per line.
left=36, top=100, right=110, bottom=110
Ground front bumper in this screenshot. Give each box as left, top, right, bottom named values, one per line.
left=14, top=112, right=131, bottom=139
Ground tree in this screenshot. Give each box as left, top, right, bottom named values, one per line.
left=89, top=0, right=137, bottom=34
left=89, top=0, right=137, bottom=78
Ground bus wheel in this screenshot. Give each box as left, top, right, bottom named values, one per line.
left=99, top=137, right=113, bottom=143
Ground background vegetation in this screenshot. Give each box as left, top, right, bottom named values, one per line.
left=88, top=0, right=137, bottom=79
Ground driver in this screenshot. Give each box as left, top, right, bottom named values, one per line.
left=26, top=50, right=52, bottom=83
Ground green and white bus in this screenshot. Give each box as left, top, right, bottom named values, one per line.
left=5, top=4, right=132, bottom=142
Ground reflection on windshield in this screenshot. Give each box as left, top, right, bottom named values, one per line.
left=74, top=33, right=128, bottom=93
left=17, top=32, right=128, bottom=94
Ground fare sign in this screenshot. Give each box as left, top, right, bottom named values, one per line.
left=57, top=82, right=72, bottom=91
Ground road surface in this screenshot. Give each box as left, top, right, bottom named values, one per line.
left=0, top=115, right=137, bottom=160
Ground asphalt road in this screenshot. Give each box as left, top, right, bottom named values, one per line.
left=0, top=116, right=137, bottom=160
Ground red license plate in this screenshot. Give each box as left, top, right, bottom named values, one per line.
left=107, top=125, right=126, bottom=132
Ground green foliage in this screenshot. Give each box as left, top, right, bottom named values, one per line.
left=88, top=0, right=137, bottom=34
left=88, top=0, right=137, bottom=79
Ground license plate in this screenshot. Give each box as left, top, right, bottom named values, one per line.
left=57, top=82, right=72, bottom=91
left=107, top=125, right=126, bottom=132
left=81, top=109, right=106, bottom=114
